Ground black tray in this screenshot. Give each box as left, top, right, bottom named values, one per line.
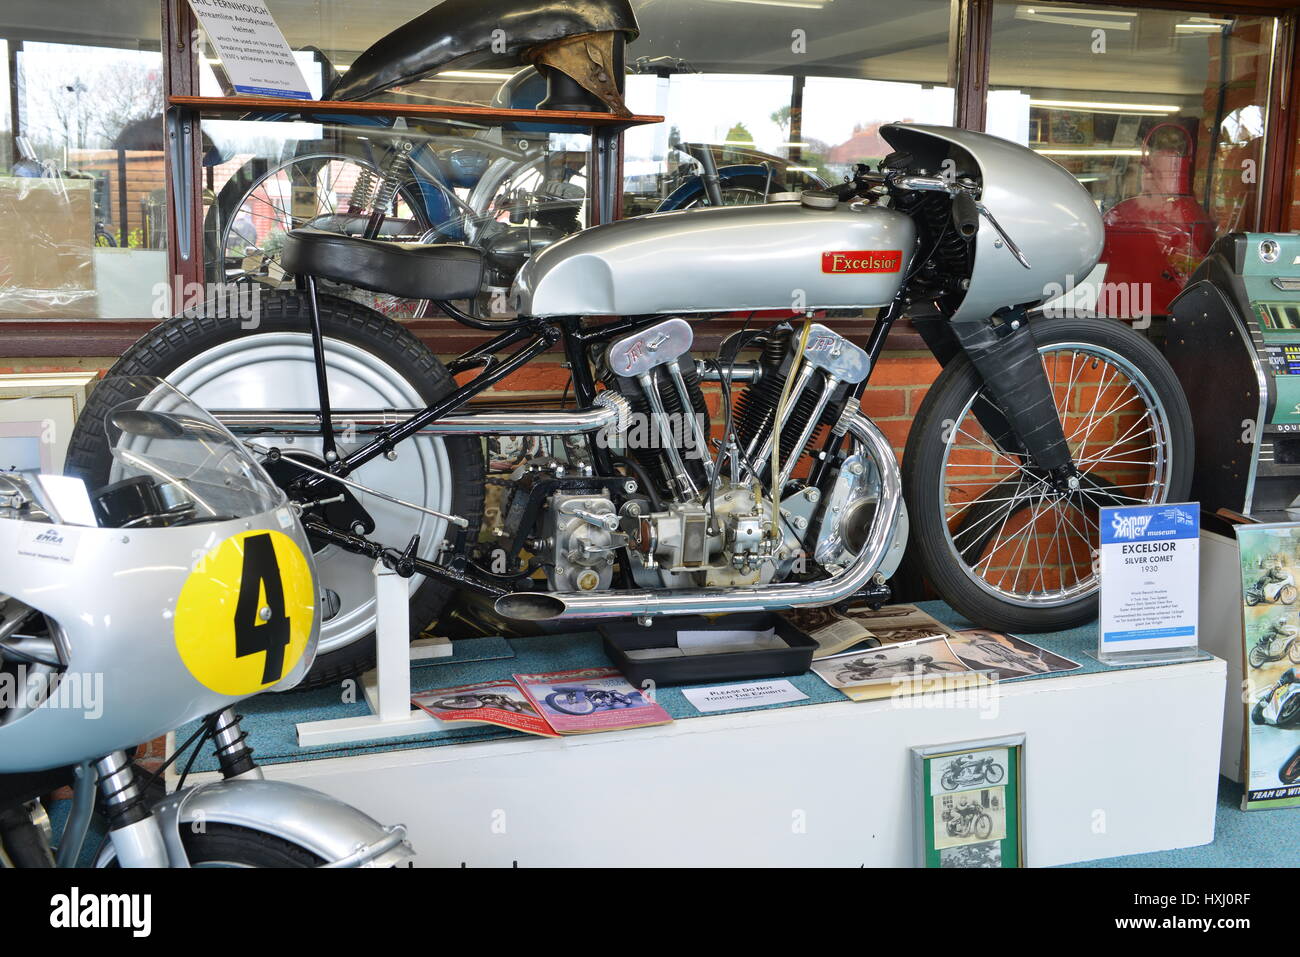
left=600, top=613, right=816, bottom=687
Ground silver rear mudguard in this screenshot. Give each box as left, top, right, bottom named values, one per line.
left=98, top=779, right=414, bottom=868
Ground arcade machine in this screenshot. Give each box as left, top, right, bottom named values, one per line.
left=1166, top=232, right=1300, bottom=531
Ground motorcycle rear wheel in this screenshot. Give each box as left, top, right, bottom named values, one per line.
left=64, top=290, right=484, bottom=689
left=904, top=317, right=1193, bottom=633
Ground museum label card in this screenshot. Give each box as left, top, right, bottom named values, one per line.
left=1098, top=502, right=1199, bottom=662
left=188, top=0, right=311, bottom=99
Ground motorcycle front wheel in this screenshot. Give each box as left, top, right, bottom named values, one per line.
left=181, top=824, right=324, bottom=867
left=904, top=316, right=1193, bottom=633
left=65, top=290, right=484, bottom=689
left=985, top=764, right=1005, bottom=784
left=1249, top=645, right=1269, bottom=669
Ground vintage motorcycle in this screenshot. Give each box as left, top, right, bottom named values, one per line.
left=1, top=380, right=413, bottom=867
left=70, top=122, right=1195, bottom=687
left=942, top=802, right=993, bottom=841
left=1251, top=668, right=1300, bottom=729
left=544, top=686, right=642, bottom=716
left=69, top=7, right=1193, bottom=688
left=1244, top=569, right=1298, bottom=607
left=432, top=692, right=529, bottom=712
left=836, top=653, right=965, bottom=685
left=1248, top=619, right=1300, bottom=669
left=940, top=756, right=1005, bottom=791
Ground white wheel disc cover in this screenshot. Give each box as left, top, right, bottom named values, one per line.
left=166, top=332, right=455, bottom=655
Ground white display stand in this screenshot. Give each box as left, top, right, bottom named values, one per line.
left=1198, top=529, right=1248, bottom=782
left=296, top=560, right=454, bottom=748
left=225, top=653, right=1226, bottom=867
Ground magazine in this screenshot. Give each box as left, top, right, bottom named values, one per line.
left=412, top=680, right=559, bottom=738
left=812, top=635, right=995, bottom=701
left=513, top=667, right=674, bottom=734
left=948, top=629, right=1082, bottom=681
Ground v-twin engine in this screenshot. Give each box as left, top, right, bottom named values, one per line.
left=499, top=315, right=909, bottom=619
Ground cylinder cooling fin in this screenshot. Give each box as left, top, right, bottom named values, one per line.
left=602, top=358, right=711, bottom=498
left=733, top=327, right=844, bottom=478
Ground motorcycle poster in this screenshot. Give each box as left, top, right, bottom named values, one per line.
left=1233, top=523, right=1300, bottom=809
left=912, top=736, right=1025, bottom=868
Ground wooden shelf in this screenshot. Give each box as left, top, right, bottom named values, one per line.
left=168, top=95, right=663, bottom=130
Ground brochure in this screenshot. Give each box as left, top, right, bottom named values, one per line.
left=948, top=629, right=1082, bottom=681
left=412, top=680, right=559, bottom=738
left=811, top=635, right=994, bottom=701
left=513, top=667, right=673, bottom=734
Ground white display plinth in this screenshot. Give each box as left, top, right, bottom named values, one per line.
left=211, top=655, right=1226, bottom=867
left=295, top=561, right=454, bottom=748
left=1199, top=530, right=1247, bottom=782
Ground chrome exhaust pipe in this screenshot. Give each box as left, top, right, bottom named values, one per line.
left=215, top=392, right=629, bottom=437
left=494, top=411, right=900, bottom=622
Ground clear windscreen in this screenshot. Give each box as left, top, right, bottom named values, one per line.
left=0, top=376, right=283, bottom=527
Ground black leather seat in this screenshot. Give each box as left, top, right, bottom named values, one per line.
left=281, top=228, right=483, bottom=301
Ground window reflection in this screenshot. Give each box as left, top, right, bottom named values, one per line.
left=986, top=3, right=1274, bottom=316
left=621, top=0, right=957, bottom=216
left=0, top=1, right=164, bottom=319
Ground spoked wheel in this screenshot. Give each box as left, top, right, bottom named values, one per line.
left=207, top=151, right=436, bottom=320
left=1249, top=644, right=1270, bottom=670
left=905, top=317, right=1193, bottom=633
left=65, top=290, right=484, bottom=689
left=985, top=763, right=1005, bottom=785
left=974, top=812, right=993, bottom=840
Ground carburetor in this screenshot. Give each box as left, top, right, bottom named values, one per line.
left=543, top=490, right=619, bottom=593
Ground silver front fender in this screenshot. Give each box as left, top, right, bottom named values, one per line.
left=99, top=779, right=414, bottom=868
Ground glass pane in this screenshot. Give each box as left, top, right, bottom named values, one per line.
left=623, top=0, right=957, bottom=216
left=986, top=4, right=1276, bottom=317
left=202, top=116, right=591, bottom=319
left=0, top=0, right=165, bottom=319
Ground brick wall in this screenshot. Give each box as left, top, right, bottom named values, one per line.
left=460, top=350, right=944, bottom=464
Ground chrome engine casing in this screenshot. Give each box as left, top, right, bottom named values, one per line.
left=620, top=483, right=802, bottom=588
left=545, top=490, right=618, bottom=592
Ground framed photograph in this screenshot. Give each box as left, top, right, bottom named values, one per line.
left=0, top=373, right=97, bottom=475
left=912, top=734, right=1026, bottom=867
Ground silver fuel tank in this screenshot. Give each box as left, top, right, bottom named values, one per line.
left=511, top=200, right=918, bottom=317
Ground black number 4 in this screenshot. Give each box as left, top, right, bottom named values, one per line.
left=233, top=533, right=292, bottom=684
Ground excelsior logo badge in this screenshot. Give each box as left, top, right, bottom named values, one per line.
left=821, top=250, right=903, bottom=274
